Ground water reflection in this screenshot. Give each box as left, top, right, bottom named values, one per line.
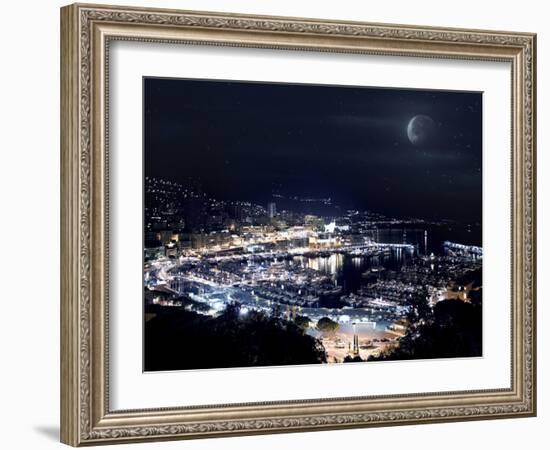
left=294, top=253, right=344, bottom=275
left=287, top=227, right=438, bottom=295
left=291, top=250, right=414, bottom=295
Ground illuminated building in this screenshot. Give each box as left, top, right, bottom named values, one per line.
left=267, top=202, right=277, bottom=218
left=165, top=241, right=178, bottom=258
left=158, top=230, right=174, bottom=245
left=324, top=221, right=336, bottom=234
left=304, top=215, right=324, bottom=230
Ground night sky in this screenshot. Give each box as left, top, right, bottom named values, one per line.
left=144, top=78, right=482, bottom=223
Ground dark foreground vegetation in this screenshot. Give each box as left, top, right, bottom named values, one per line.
left=369, top=297, right=482, bottom=362
left=369, top=270, right=482, bottom=362
left=144, top=302, right=326, bottom=371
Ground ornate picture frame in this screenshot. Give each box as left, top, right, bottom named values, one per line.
left=60, top=3, right=536, bottom=446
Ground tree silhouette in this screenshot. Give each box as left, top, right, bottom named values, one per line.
left=369, top=298, right=482, bottom=362
left=316, top=317, right=339, bottom=333
left=294, top=315, right=311, bottom=330
left=145, top=303, right=327, bottom=371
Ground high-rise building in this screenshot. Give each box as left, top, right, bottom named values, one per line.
left=267, top=202, right=277, bottom=218
left=227, top=204, right=243, bottom=221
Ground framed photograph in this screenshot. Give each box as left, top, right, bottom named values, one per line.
left=60, top=3, right=537, bottom=446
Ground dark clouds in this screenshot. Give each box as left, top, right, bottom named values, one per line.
left=144, top=78, right=482, bottom=223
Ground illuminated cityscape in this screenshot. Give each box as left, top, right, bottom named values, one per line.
left=144, top=176, right=482, bottom=367
left=143, top=78, right=483, bottom=371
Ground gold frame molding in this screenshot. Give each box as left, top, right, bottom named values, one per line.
left=60, top=3, right=537, bottom=446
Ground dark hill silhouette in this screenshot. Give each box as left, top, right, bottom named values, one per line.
left=369, top=297, right=482, bottom=362
left=144, top=303, right=326, bottom=371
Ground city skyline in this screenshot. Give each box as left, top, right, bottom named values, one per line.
left=144, top=77, right=482, bottom=223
